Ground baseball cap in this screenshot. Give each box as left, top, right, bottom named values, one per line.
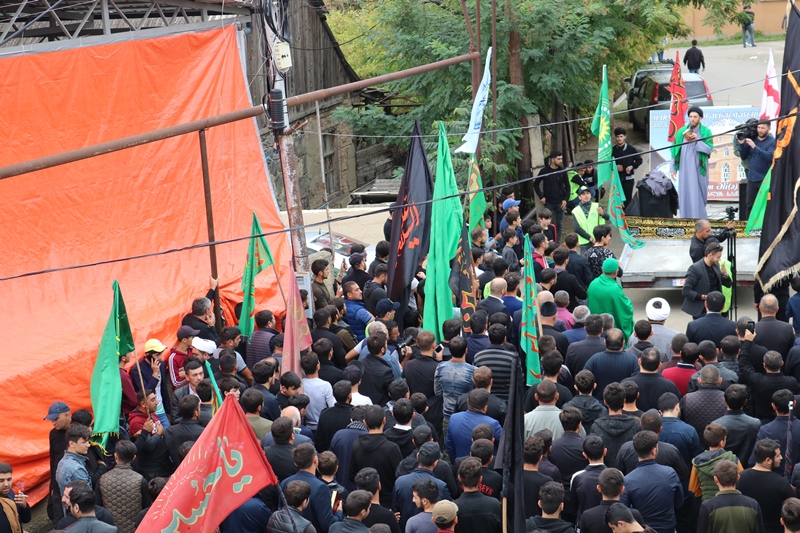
left=44, top=401, right=70, bottom=421
left=342, top=364, right=363, bottom=385
left=432, top=501, right=458, bottom=525
left=144, top=339, right=167, bottom=353
left=502, top=198, right=521, bottom=211
left=177, top=325, right=201, bottom=340
left=540, top=301, right=558, bottom=318
left=417, top=442, right=442, bottom=464
left=191, top=337, right=217, bottom=354
left=578, top=186, right=591, bottom=194
left=376, top=298, right=401, bottom=316
left=349, top=252, right=367, bottom=266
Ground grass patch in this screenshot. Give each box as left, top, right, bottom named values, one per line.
left=672, top=31, right=785, bottom=47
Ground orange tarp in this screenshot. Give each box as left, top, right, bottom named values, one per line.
left=0, top=26, right=291, bottom=502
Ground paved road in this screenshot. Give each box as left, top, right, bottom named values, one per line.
left=568, top=42, right=788, bottom=331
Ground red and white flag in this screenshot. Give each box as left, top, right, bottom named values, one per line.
left=282, top=262, right=313, bottom=376
left=141, top=395, right=278, bottom=532
left=759, top=48, right=780, bottom=136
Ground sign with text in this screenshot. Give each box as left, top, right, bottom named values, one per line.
left=649, top=106, right=760, bottom=200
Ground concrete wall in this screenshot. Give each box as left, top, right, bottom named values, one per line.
left=682, top=0, right=790, bottom=39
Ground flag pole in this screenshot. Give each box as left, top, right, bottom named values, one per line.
left=271, top=262, right=288, bottom=308
left=135, top=356, right=151, bottom=418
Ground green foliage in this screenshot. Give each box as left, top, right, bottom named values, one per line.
left=326, top=0, right=747, bottom=181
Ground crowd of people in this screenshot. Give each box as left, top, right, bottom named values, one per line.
left=4, top=178, right=800, bottom=533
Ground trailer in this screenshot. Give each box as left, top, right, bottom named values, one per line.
left=618, top=216, right=759, bottom=289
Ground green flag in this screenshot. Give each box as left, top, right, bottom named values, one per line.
left=607, top=164, right=645, bottom=249
left=422, top=122, right=464, bottom=342
left=746, top=167, right=771, bottom=234
left=240, top=212, right=275, bottom=337
left=467, top=154, right=486, bottom=232
left=521, top=236, right=541, bottom=386
left=91, top=280, right=135, bottom=449
left=591, top=65, right=614, bottom=187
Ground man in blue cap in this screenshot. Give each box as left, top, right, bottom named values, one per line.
left=44, top=401, right=71, bottom=524
left=587, top=258, right=635, bottom=342
left=375, top=298, right=401, bottom=322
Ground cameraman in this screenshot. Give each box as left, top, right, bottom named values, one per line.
left=738, top=120, right=776, bottom=218
left=690, top=219, right=735, bottom=263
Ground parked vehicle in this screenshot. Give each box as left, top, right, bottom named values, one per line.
left=624, top=63, right=673, bottom=110
left=629, top=72, right=713, bottom=138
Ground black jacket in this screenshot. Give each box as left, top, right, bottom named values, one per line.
left=182, top=289, right=220, bottom=344
left=685, top=312, right=737, bottom=347
left=454, top=391, right=507, bottom=424
left=712, top=410, right=761, bottom=465
left=315, top=403, right=352, bottom=452
left=453, top=491, right=502, bottom=533
left=549, top=432, right=588, bottom=482
left=312, top=328, right=347, bottom=369
left=589, top=415, right=640, bottom=467
left=682, top=260, right=733, bottom=318
left=565, top=336, right=606, bottom=377
left=383, top=426, right=416, bottom=458
left=402, top=355, right=444, bottom=432
left=611, top=143, right=642, bottom=179
left=477, top=296, right=509, bottom=320
left=251, top=384, right=282, bottom=421
left=621, top=373, right=681, bottom=412
left=534, top=165, right=570, bottom=204
left=363, top=280, right=387, bottom=315
left=552, top=269, right=587, bottom=311
left=164, top=419, right=204, bottom=467
left=615, top=440, right=689, bottom=484
left=580, top=501, right=644, bottom=533
left=348, top=434, right=403, bottom=507
left=569, top=464, right=606, bottom=522
left=266, top=443, right=299, bottom=481
left=563, top=395, right=607, bottom=434
left=684, top=46, right=705, bottom=70
left=755, top=316, right=796, bottom=358
left=566, top=251, right=593, bottom=290
left=319, top=360, right=344, bottom=387
left=679, top=385, right=727, bottom=445
left=360, top=355, right=394, bottom=406
left=738, top=351, right=800, bottom=422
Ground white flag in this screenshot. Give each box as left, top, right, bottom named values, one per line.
left=759, top=48, right=780, bottom=137
left=456, top=47, right=492, bottom=154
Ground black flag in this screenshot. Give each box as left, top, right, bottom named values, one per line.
left=757, top=3, right=800, bottom=291
left=449, top=221, right=477, bottom=333
left=387, top=121, right=434, bottom=304
left=496, top=357, right=526, bottom=533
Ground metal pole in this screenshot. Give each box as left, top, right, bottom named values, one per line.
left=277, top=132, right=309, bottom=274
left=0, top=52, right=479, bottom=181
left=198, top=129, right=222, bottom=332
left=491, top=0, right=498, bottom=230
left=315, top=100, right=335, bottom=267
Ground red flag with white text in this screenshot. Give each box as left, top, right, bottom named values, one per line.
left=141, top=394, right=278, bottom=532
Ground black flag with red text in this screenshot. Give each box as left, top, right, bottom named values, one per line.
left=387, top=121, right=434, bottom=301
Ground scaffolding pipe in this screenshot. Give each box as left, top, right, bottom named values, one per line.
left=0, top=52, right=480, bottom=181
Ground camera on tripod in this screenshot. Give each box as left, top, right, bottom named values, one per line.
left=735, top=118, right=759, bottom=141
left=725, top=206, right=738, bottom=221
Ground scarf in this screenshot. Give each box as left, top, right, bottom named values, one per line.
left=0, top=497, right=21, bottom=533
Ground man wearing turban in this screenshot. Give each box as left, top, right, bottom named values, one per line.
left=670, top=106, right=714, bottom=219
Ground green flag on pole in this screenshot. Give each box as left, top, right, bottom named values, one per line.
left=467, top=154, right=486, bottom=232
left=521, top=236, right=541, bottom=387
left=240, top=212, right=275, bottom=337
left=422, top=122, right=464, bottom=342
left=91, top=280, right=135, bottom=449
left=746, top=167, right=771, bottom=234
left=608, top=164, right=645, bottom=249
left=591, top=65, right=614, bottom=187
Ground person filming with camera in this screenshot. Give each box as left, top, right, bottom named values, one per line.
left=738, top=120, right=776, bottom=218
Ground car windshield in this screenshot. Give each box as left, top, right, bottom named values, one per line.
left=655, top=79, right=708, bottom=102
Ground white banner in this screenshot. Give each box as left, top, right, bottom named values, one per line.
left=456, top=47, right=492, bottom=154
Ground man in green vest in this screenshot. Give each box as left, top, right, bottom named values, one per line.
left=572, top=187, right=609, bottom=253
left=567, top=163, right=596, bottom=211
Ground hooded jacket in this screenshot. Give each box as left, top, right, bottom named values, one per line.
left=363, top=281, right=386, bottom=315
left=691, top=449, right=739, bottom=501
left=589, top=415, right=640, bottom=467
left=348, top=434, right=403, bottom=507
left=563, top=396, right=607, bottom=435
left=524, top=515, right=576, bottom=533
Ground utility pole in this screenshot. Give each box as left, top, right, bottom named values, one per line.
left=262, top=4, right=310, bottom=273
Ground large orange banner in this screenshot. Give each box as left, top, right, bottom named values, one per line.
left=0, top=26, right=290, bottom=501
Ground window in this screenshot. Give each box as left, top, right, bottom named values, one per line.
left=721, top=163, right=730, bottom=183
left=738, top=163, right=747, bottom=180
left=718, top=136, right=724, bottom=142
left=323, top=131, right=339, bottom=195
left=723, top=147, right=729, bottom=157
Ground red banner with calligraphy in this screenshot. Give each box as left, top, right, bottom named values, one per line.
left=141, top=395, right=278, bottom=532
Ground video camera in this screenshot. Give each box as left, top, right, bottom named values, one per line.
left=725, top=206, right=738, bottom=221
left=735, top=118, right=759, bottom=141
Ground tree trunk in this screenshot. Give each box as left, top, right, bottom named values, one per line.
left=508, top=27, right=532, bottom=197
